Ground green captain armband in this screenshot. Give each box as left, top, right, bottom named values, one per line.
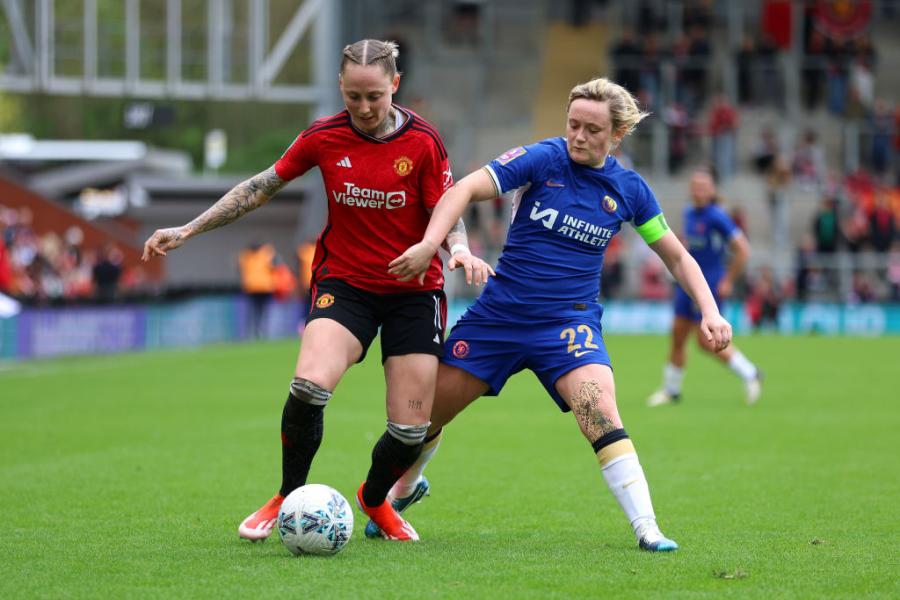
left=635, top=213, right=670, bottom=244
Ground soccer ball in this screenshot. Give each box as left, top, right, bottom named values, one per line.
left=277, top=484, right=354, bottom=555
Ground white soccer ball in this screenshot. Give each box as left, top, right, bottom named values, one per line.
left=277, top=484, right=354, bottom=556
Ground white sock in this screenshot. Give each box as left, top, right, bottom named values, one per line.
left=728, top=351, right=758, bottom=381
left=601, top=452, right=657, bottom=540
left=389, top=430, right=442, bottom=499
left=663, top=363, right=684, bottom=396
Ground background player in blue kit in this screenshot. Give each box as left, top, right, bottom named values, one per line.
left=386, top=77, right=733, bottom=551
left=647, top=168, right=763, bottom=407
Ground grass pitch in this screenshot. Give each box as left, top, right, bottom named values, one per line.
left=1, top=335, right=898, bottom=598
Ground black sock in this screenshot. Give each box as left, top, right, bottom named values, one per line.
left=279, top=393, right=324, bottom=497
left=362, top=432, right=423, bottom=507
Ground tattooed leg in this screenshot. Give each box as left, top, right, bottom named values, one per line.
left=569, top=380, right=623, bottom=443
left=557, top=365, right=677, bottom=551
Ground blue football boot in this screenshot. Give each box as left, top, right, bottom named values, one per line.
left=637, top=521, right=679, bottom=552
left=364, top=477, right=430, bottom=539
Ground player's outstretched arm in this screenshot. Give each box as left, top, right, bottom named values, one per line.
left=388, top=168, right=497, bottom=282
left=142, top=167, right=287, bottom=261
left=650, top=231, right=732, bottom=351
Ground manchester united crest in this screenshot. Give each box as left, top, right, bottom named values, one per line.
left=393, top=156, right=414, bottom=176
left=315, top=293, right=335, bottom=309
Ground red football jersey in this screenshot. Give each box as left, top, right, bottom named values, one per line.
left=274, top=106, right=453, bottom=294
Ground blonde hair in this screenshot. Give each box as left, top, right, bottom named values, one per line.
left=340, top=39, right=400, bottom=77
left=567, top=77, right=649, bottom=139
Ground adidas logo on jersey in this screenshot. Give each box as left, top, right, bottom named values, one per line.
left=336, top=156, right=352, bottom=168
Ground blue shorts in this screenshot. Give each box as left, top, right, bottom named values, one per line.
left=442, top=306, right=611, bottom=413
left=673, top=283, right=722, bottom=322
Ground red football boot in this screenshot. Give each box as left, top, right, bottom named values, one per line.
left=355, top=483, right=419, bottom=541
left=238, top=493, right=284, bottom=540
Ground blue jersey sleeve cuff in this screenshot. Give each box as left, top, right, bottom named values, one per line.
left=484, top=164, right=504, bottom=195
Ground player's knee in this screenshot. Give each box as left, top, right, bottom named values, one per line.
left=387, top=421, right=430, bottom=446
left=289, top=377, right=332, bottom=406
left=591, top=428, right=635, bottom=466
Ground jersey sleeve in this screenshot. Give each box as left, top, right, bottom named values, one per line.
left=630, top=176, right=669, bottom=245
left=273, top=132, right=318, bottom=182
left=419, top=136, right=453, bottom=211
left=712, top=206, right=741, bottom=239
left=484, top=141, right=553, bottom=194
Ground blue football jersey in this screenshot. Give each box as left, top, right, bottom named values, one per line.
left=682, top=204, right=739, bottom=281
left=476, top=137, right=669, bottom=319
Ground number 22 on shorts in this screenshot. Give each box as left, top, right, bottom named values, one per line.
left=560, top=324, right=599, bottom=357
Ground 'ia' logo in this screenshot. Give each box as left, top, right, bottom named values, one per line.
left=529, top=201, right=559, bottom=229
left=394, top=156, right=413, bottom=176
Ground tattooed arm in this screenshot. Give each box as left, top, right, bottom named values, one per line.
left=442, top=217, right=468, bottom=255
left=142, top=167, right=287, bottom=261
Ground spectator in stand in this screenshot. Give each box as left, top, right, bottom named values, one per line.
left=746, top=266, right=781, bottom=331
left=849, top=271, right=876, bottom=303
left=684, top=25, right=711, bottom=113
left=756, top=32, right=783, bottom=109
left=239, top=242, right=276, bottom=339
left=854, top=34, right=878, bottom=71
left=825, top=37, right=850, bottom=116
left=767, top=154, right=793, bottom=260
left=735, top=34, right=757, bottom=106
left=847, top=54, right=875, bottom=120
left=869, top=190, right=896, bottom=253
left=708, top=93, right=739, bottom=182
left=638, top=255, right=670, bottom=300
left=752, top=127, right=777, bottom=174
left=92, top=243, right=123, bottom=304
left=610, top=28, right=642, bottom=94
left=683, top=0, right=712, bottom=30
left=671, top=34, right=691, bottom=106
left=813, top=196, right=841, bottom=254
left=843, top=203, right=870, bottom=254
left=296, top=239, right=316, bottom=333
left=802, top=30, right=828, bottom=111
left=793, top=129, right=827, bottom=191
left=600, top=236, right=624, bottom=300
left=794, top=234, right=817, bottom=302
left=869, top=99, right=893, bottom=176
left=887, top=241, right=900, bottom=301
left=663, top=100, right=690, bottom=174
left=637, top=0, right=664, bottom=32
left=639, top=32, right=663, bottom=111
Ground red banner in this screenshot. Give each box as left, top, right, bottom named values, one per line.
left=813, top=0, right=872, bottom=40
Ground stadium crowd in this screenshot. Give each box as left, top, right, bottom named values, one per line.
left=0, top=205, right=148, bottom=305
left=3, top=2, right=898, bottom=311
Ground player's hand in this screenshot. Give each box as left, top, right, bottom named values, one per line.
left=388, top=240, right=439, bottom=284
left=448, top=250, right=494, bottom=285
left=700, top=313, right=732, bottom=352
left=717, top=278, right=734, bottom=299
left=142, top=226, right=188, bottom=261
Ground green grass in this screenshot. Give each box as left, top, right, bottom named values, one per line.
left=1, top=336, right=898, bottom=599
